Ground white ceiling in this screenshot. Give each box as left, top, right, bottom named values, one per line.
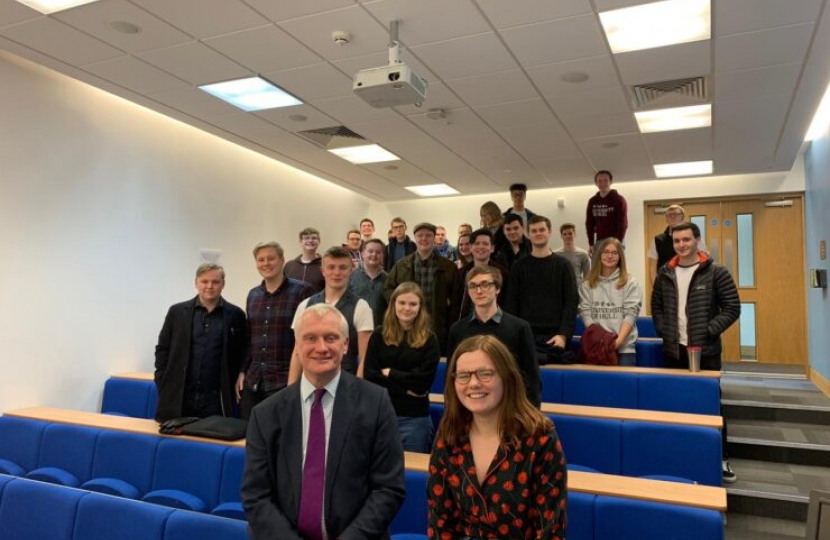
left=1, top=0, right=829, bottom=200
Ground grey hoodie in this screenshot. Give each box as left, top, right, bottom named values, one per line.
left=578, top=269, right=642, bottom=353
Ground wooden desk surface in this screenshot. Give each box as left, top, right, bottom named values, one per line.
left=540, top=363, right=722, bottom=379
left=4, top=407, right=726, bottom=512
left=112, top=372, right=154, bottom=381
left=429, top=394, right=723, bottom=430
left=4, top=407, right=245, bottom=448
left=402, top=446, right=725, bottom=511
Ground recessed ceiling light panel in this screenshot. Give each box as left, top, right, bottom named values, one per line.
left=13, top=0, right=102, bottom=14
left=405, top=184, right=459, bottom=197
left=328, top=144, right=399, bottom=164
left=635, top=104, right=711, bottom=133
left=805, top=82, right=830, bottom=142
left=199, top=77, right=302, bottom=112
left=654, top=160, right=713, bottom=178
left=600, top=0, right=711, bottom=54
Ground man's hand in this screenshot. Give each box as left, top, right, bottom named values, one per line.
left=235, top=373, right=245, bottom=402
left=546, top=335, right=566, bottom=348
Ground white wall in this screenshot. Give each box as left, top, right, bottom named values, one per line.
left=0, top=52, right=373, bottom=413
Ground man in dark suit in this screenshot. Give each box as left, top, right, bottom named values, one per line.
left=153, top=263, right=246, bottom=422
left=242, top=304, right=405, bottom=540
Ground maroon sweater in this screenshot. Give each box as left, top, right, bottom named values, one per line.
left=586, top=189, right=628, bottom=246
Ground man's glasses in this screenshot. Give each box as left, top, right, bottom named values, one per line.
left=301, top=235, right=319, bottom=241
left=467, top=281, right=496, bottom=292
left=453, top=369, right=496, bottom=384
left=601, top=251, right=620, bottom=257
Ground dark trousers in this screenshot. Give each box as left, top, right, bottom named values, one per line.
left=240, top=384, right=281, bottom=420
left=664, top=344, right=729, bottom=460
left=181, top=389, right=221, bottom=418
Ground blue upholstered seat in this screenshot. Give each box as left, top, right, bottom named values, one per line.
left=430, top=361, right=447, bottom=394
left=568, top=491, right=596, bottom=540
left=142, top=439, right=226, bottom=512
left=0, top=474, right=84, bottom=540
left=391, top=470, right=428, bottom=536
left=211, top=447, right=246, bottom=520
left=0, top=417, right=47, bottom=476
left=539, top=368, right=563, bottom=403
left=164, top=508, right=249, bottom=540
left=73, top=489, right=173, bottom=540
left=81, top=430, right=159, bottom=498
left=550, top=414, right=622, bottom=475
left=102, top=378, right=155, bottom=419
left=561, top=371, right=639, bottom=409
left=594, top=495, right=724, bottom=540
left=638, top=375, right=721, bottom=415
left=621, top=421, right=722, bottom=486
left=636, top=317, right=659, bottom=338
left=26, top=424, right=99, bottom=487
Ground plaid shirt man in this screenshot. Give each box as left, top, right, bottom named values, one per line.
left=243, top=277, right=314, bottom=393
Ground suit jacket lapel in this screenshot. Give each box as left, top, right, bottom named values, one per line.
left=325, top=373, right=356, bottom=502
left=283, top=385, right=304, bottom=516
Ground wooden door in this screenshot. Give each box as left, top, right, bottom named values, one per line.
left=644, top=196, right=806, bottom=364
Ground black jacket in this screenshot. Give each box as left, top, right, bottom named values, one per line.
left=154, top=296, right=246, bottom=422
left=384, top=236, right=416, bottom=271
left=651, top=253, right=740, bottom=362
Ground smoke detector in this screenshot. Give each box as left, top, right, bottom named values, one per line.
left=425, top=108, right=446, bottom=120
left=332, top=30, right=350, bottom=46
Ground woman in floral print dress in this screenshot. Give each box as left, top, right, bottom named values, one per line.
left=427, top=334, right=567, bottom=540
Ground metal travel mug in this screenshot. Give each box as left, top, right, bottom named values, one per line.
left=687, top=346, right=702, bottom=372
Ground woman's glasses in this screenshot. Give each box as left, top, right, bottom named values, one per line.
left=453, top=369, right=496, bottom=384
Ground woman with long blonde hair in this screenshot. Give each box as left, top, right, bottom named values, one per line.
left=364, top=282, right=440, bottom=453
left=578, top=237, right=643, bottom=365
left=428, top=335, right=567, bottom=539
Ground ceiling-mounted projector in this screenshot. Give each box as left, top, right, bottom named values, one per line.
left=353, top=20, right=428, bottom=108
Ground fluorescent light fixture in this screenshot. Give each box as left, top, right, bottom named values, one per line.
left=600, top=0, right=710, bottom=54
left=805, top=82, right=830, bottom=141
left=654, top=160, right=713, bottom=178
left=405, top=184, right=460, bottom=197
left=199, top=77, right=302, bottom=112
left=12, top=0, right=101, bottom=13
left=635, top=104, right=711, bottom=133
left=328, top=144, right=400, bottom=164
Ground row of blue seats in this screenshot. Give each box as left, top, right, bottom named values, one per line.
left=0, top=473, right=247, bottom=540
left=430, top=362, right=721, bottom=415
left=294, top=469, right=724, bottom=540
left=428, top=404, right=722, bottom=486
left=0, top=417, right=245, bottom=518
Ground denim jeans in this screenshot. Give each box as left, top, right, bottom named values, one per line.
left=397, top=415, right=433, bottom=453
left=618, top=352, right=637, bottom=366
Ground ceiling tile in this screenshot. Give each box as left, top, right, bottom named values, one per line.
left=278, top=5, right=388, bottom=61
left=643, top=128, right=713, bottom=163
left=203, top=24, right=323, bottom=73
left=360, top=159, right=438, bottom=187
left=496, top=121, right=570, bottom=146
left=361, top=0, right=490, bottom=46
left=0, top=17, right=123, bottom=65
left=347, top=116, right=431, bottom=147
left=501, top=124, right=582, bottom=160
left=310, top=94, right=399, bottom=123
left=80, top=56, right=188, bottom=94
left=0, top=0, right=41, bottom=27
left=527, top=54, right=619, bottom=96
left=138, top=41, right=250, bottom=85
left=147, top=85, right=242, bottom=118
left=255, top=104, right=339, bottom=131
left=714, top=124, right=777, bottom=172
left=411, top=32, right=517, bottom=79
left=532, top=157, right=596, bottom=186
left=715, top=23, right=814, bottom=73
left=54, top=0, right=191, bottom=53
left=715, top=62, right=802, bottom=102
left=500, top=14, right=607, bottom=67
left=243, top=0, right=356, bottom=23
left=560, top=112, right=638, bottom=140
left=548, top=86, right=630, bottom=119
left=615, top=40, right=710, bottom=86
left=474, top=98, right=557, bottom=129
left=476, top=0, right=592, bottom=29
left=445, top=69, right=539, bottom=107
left=715, top=0, right=822, bottom=36
left=715, top=94, right=790, bottom=130
left=393, top=81, right=465, bottom=114
left=592, top=0, right=650, bottom=10
left=130, top=0, right=269, bottom=39
left=264, top=63, right=354, bottom=101
left=577, top=133, right=651, bottom=174
left=332, top=48, right=436, bottom=80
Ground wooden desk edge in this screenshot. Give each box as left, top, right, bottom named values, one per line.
left=428, top=394, right=723, bottom=430
left=4, top=407, right=245, bottom=447
left=540, top=364, right=722, bottom=379
left=3, top=408, right=724, bottom=512
left=111, top=372, right=155, bottom=381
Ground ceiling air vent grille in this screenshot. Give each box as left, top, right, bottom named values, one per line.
left=630, top=76, right=709, bottom=109
left=295, top=125, right=367, bottom=149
